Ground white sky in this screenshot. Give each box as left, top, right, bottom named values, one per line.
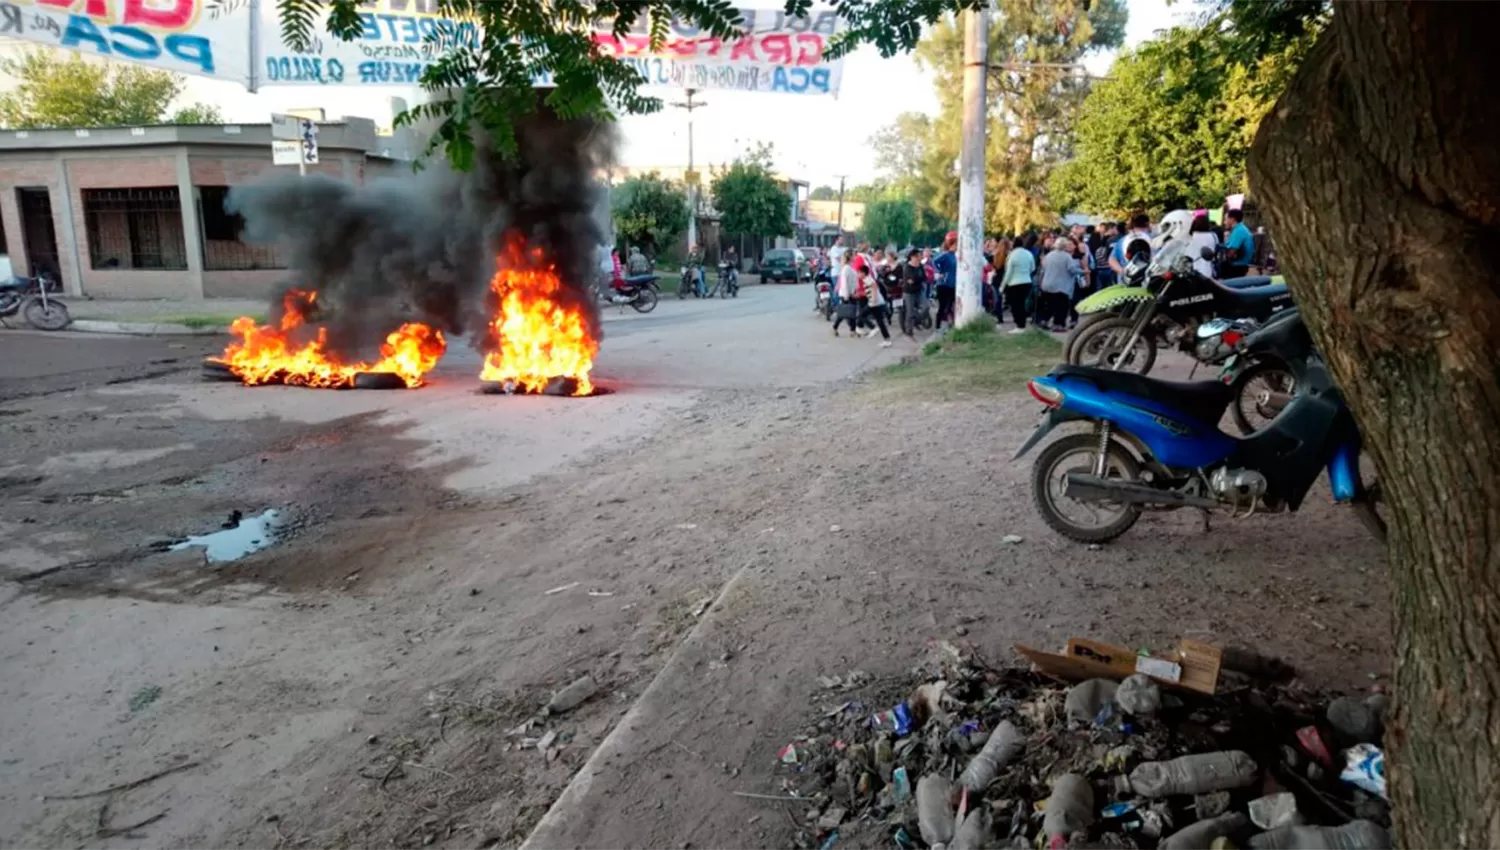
left=4, top=0, right=1185, bottom=187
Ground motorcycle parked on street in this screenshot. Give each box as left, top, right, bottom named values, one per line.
left=598, top=272, right=660, bottom=313
left=1015, top=307, right=1385, bottom=544
left=708, top=261, right=739, bottom=298
left=0, top=271, right=70, bottom=330
left=678, top=262, right=705, bottom=299
left=1065, top=239, right=1293, bottom=376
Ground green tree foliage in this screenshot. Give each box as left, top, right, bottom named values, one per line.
left=862, top=197, right=917, bottom=247
left=867, top=0, right=1125, bottom=235
left=611, top=172, right=689, bottom=258
left=809, top=185, right=839, bottom=201
left=710, top=149, right=793, bottom=241
left=1049, top=18, right=1318, bottom=215
left=169, top=103, right=226, bottom=124
left=0, top=50, right=219, bottom=129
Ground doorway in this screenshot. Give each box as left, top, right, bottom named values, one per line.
left=16, top=187, right=62, bottom=289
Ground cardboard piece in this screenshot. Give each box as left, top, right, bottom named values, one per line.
left=1015, top=637, right=1222, bottom=695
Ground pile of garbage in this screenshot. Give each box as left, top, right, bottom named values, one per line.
left=773, top=639, right=1391, bottom=850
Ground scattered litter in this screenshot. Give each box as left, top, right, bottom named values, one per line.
left=545, top=675, right=598, bottom=714
left=675, top=523, right=699, bottom=530
left=691, top=597, right=715, bottom=618
left=536, top=729, right=559, bottom=751
left=766, top=635, right=1387, bottom=850
left=829, top=525, right=842, bottom=533
left=1247, top=819, right=1391, bottom=849
left=1326, top=695, right=1382, bottom=744
left=1249, top=791, right=1301, bottom=830
left=587, top=590, right=615, bottom=597
left=1001, top=534, right=1023, bottom=544
left=169, top=509, right=280, bottom=563
left=1340, top=744, right=1386, bottom=799
left=544, top=581, right=580, bottom=595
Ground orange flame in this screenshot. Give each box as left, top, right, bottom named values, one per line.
left=213, top=289, right=445, bottom=388
left=478, top=237, right=598, bottom=395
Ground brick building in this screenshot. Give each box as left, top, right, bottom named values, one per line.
left=0, top=118, right=410, bottom=299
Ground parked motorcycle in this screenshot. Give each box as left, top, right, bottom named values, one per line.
left=678, top=263, right=704, bottom=299
left=1066, top=241, right=1293, bottom=375
left=815, top=278, right=833, bottom=320
left=709, top=261, right=739, bottom=298
left=599, top=273, right=660, bottom=313
left=1015, top=308, right=1385, bottom=544
left=0, top=272, right=70, bottom=330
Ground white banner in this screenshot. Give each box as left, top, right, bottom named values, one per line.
left=0, top=0, right=253, bottom=86
left=1, top=1, right=843, bottom=96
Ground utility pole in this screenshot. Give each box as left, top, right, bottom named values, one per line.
left=833, top=174, right=848, bottom=242
left=955, top=4, right=991, bottom=327
left=671, top=89, right=706, bottom=251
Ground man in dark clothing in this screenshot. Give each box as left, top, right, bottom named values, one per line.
left=900, top=248, right=927, bottom=336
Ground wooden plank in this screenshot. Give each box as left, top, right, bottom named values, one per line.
left=1015, top=638, right=1221, bottom=695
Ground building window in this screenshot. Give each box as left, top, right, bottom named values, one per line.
left=81, top=188, right=188, bottom=271
left=198, top=186, right=286, bottom=271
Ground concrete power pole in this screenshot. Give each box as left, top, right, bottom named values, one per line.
left=834, top=174, right=848, bottom=240
left=672, top=89, right=706, bottom=251
left=955, top=5, right=991, bottom=327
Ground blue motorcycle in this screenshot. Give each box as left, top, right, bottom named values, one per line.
left=1014, top=308, right=1385, bottom=543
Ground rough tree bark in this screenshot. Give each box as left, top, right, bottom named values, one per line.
left=1248, top=3, right=1500, bottom=846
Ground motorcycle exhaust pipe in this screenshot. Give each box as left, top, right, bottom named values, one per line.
left=1064, top=473, right=1219, bottom=509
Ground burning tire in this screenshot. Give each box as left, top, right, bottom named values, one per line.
left=352, top=372, right=410, bottom=390
left=201, top=359, right=242, bottom=382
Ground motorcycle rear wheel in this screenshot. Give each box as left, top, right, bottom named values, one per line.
left=1032, top=432, right=1142, bottom=543
left=632, top=287, right=659, bottom=313
left=24, top=298, right=70, bottom=331
left=1069, top=316, right=1158, bottom=375
left=1228, top=359, right=1295, bottom=435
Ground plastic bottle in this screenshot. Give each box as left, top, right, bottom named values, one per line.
left=1065, top=679, right=1118, bottom=723
left=959, top=720, right=1023, bottom=792
left=1158, top=812, right=1247, bottom=850
left=1130, top=751, right=1259, bottom=797
left=917, top=774, right=955, bottom=849
left=1247, top=819, right=1392, bottom=850
left=952, top=808, right=992, bottom=850
left=1042, top=773, right=1094, bottom=838
left=545, top=675, right=598, bottom=714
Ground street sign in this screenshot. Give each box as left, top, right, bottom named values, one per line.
left=271, top=113, right=319, bottom=169
left=271, top=141, right=304, bottom=165
left=270, top=112, right=302, bottom=140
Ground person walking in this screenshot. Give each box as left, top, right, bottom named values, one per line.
left=832, top=253, right=862, bottom=337
left=1038, top=237, right=1079, bottom=332
left=932, top=231, right=958, bottom=329
left=900, top=248, right=927, bottom=337
left=861, top=255, right=894, bottom=346
left=1001, top=236, right=1037, bottom=333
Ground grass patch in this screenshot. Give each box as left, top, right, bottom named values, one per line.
left=870, top=322, right=1064, bottom=400
left=158, top=313, right=264, bottom=329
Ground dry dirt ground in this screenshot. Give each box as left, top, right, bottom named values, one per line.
left=0, top=294, right=1389, bottom=849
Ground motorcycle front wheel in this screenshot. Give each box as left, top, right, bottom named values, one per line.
left=1032, top=432, right=1142, bottom=543
left=632, top=287, right=659, bottom=314
left=1069, top=316, right=1158, bottom=375
left=24, top=298, right=70, bottom=331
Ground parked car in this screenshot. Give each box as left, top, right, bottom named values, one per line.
left=759, top=248, right=812, bottom=283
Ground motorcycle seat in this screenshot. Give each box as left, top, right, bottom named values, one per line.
left=0, top=278, right=27, bottom=292
left=1051, top=364, right=1235, bottom=429
left=622, top=273, right=658, bottom=285
left=1219, top=275, right=1272, bottom=289
left=1212, top=279, right=1289, bottom=309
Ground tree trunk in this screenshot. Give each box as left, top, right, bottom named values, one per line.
left=1248, top=4, right=1500, bottom=846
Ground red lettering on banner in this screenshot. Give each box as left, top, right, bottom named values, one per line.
left=700, top=37, right=723, bottom=57
left=592, top=34, right=623, bottom=57
left=729, top=36, right=758, bottom=61
left=760, top=33, right=791, bottom=64
left=124, top=0, right=194, bottom=28
left=37, top=0, right=111, bottom=19
left=795, top=33, right=824, bottom=65
left=668, top=36, right=697, bottom=57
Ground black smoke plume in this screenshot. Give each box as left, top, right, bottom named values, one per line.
left=227, top=92, right=615, bottom=360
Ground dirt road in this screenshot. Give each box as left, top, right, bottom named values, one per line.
left=0, top=291, right=1388, bottom=849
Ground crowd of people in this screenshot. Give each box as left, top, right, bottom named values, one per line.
left=813, top=208, right=1267, bottom=341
